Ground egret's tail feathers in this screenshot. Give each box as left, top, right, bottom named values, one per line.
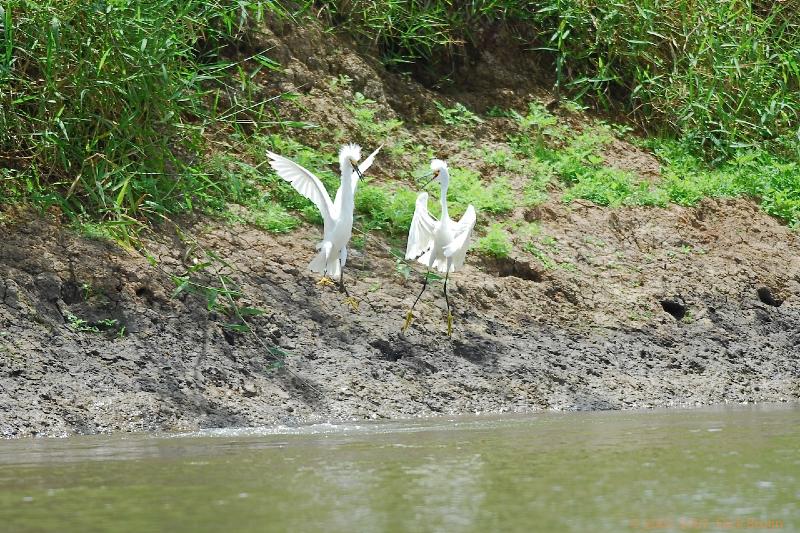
left=414, top=250, right=454, bottom=273
left=429, top=257, right=454, bottom=273
left=415, top=249, right=432, bottom=265
left=309, top=242, right=342, bottom=280
left=326, top=257, right=342, bottom=280
left=309, top=249, right=328, bottom=273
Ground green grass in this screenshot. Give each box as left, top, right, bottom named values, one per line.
left=445, top=168, right=514, bottom=216
left=2, top=0, right=798, bottom=268
left=652, top=141, right=800, bottom=225
left=494, top=99, right=800, bottom=225
left=0, top=0, right=291, bottom=234
left=312, top=0, right=800, bottom=160
left=354, top=183, right=417, bottom=236
left=346, top=92, right=404, bottom=144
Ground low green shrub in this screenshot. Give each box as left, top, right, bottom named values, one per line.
left=475, top=223, right=512, bottom=258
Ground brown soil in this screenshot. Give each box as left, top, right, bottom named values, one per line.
left=1, top=19, right=798, bottom=437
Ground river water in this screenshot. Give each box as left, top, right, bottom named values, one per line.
left=0, top=405, right=797, bottom=532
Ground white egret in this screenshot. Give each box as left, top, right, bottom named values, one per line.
left=403, top=159, right=476, bottom=336
left=266, top=143, right=380, bottom=310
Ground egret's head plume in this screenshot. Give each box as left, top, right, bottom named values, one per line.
left=339, top=143, right=362, bottom=169
left=426, top=158, right=450, bottom=188
left=430, top=159, right=448, bottom=173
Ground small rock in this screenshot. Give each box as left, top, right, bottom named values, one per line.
left=483, top=282, right=500, bottom=298
left=2, top=279, right=22, bottom=309
left=242, top=382, right=259, bottom=398
left=34, top=273, right=62, bottom=302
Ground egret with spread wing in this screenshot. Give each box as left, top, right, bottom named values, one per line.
left=403, top=159, right=476, bottom=336
left=266, top=143, right=380, bottom=310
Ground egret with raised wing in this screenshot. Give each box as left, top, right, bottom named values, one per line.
left=266, top=143, right=380, bottom=310
left=403, top=159, right=476, bottom=336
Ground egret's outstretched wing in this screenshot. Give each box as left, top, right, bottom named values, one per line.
left=358, top=144, right=382, bottom=176
left=405, top=192, right=437, bottom=261
left=266, top=151, right=334, bottom=225
left=443, top=204, right=476, bottom=269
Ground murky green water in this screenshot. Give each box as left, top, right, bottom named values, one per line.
left=0, top=405, right=797, bottom=532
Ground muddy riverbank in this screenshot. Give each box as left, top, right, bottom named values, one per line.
left=1, top=202, right=798, bottom=437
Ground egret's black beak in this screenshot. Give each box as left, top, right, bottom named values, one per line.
left=351, top=161, right=364, bottom=180
left=420, top=171, right=439, bottom=189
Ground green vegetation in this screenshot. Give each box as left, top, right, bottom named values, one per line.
left=346, top=92, right=404, bottom=143
left=655, top=143, right=800, bottom=225
left=1, top=0, right=798, bottom=273
left=354, top=184, right=417, bottom=236
left=0, top=0, right=293, bottom=237
left=475, top=224, right=512, bottom=259
left=64, top=311, right=124, bottom=337
left=435, top=102, right=483, bottom=127
left=164, top=231, right=288, bottom=365
left=314, top=0, right=799, bottom=159
left=495, top=102, right=799, bottom=225
left=444, top=168, right=513, bottom=216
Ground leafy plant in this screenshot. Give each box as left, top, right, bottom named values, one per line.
left=391, top=249, right=411, bottom=280
left=476, top=224, right=512, bottom=258
left=160, top=228, right=288, bottom=368
left=435, top=101, right=483, bottom=127
left=314, top=0, right=800, bottom=159
left=347, top=92, right=403, bottom=141
left=247, top=203, right=300, bottom=233
left=355, top=183, right=418, bottom=236
left=64, top=312, right=122, bottom=336
left=562, top=167, right=636, bottom=207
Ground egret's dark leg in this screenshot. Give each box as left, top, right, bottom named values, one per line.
left=410, top=268, right=430, bottom=311
left=402, top=267, right=430, bottom=333
left=338, top=258, right=349, bottom=296
left=339, top=258, right=359, bottom=311
left=444, top=268, right=453, bottom=337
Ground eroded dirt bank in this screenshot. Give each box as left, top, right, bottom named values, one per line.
left=1, top=199, right=799, bottom=437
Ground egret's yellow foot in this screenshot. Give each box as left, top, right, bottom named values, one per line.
left=344, top=296, right=360, bottom=312
left=401, top=310, right=414, bottom=333
left=446, top=312, right=453, bottom=337
left=317, top=276, right=336, bottom=287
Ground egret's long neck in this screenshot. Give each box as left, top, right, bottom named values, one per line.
left=341, top=164, right=356, bottom=206
left=439, top=179, right=449, bottom=220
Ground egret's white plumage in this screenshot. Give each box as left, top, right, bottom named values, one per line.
left=266, top=143, right=380, bottom=281
left=405, top=159, right=476, bottom=273
left=402, top=159, right=476, bottom=336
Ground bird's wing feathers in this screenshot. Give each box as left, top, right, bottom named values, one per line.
left=266, top=151, right=335, bottom=223
left=405, top=192, right=437, bottom=260
left=443, top=204, right=476, bottom=259
left=358, top=144, right=382, bottom=176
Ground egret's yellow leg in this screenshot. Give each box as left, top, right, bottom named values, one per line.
left=338, top=258, right=359, bottom=313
